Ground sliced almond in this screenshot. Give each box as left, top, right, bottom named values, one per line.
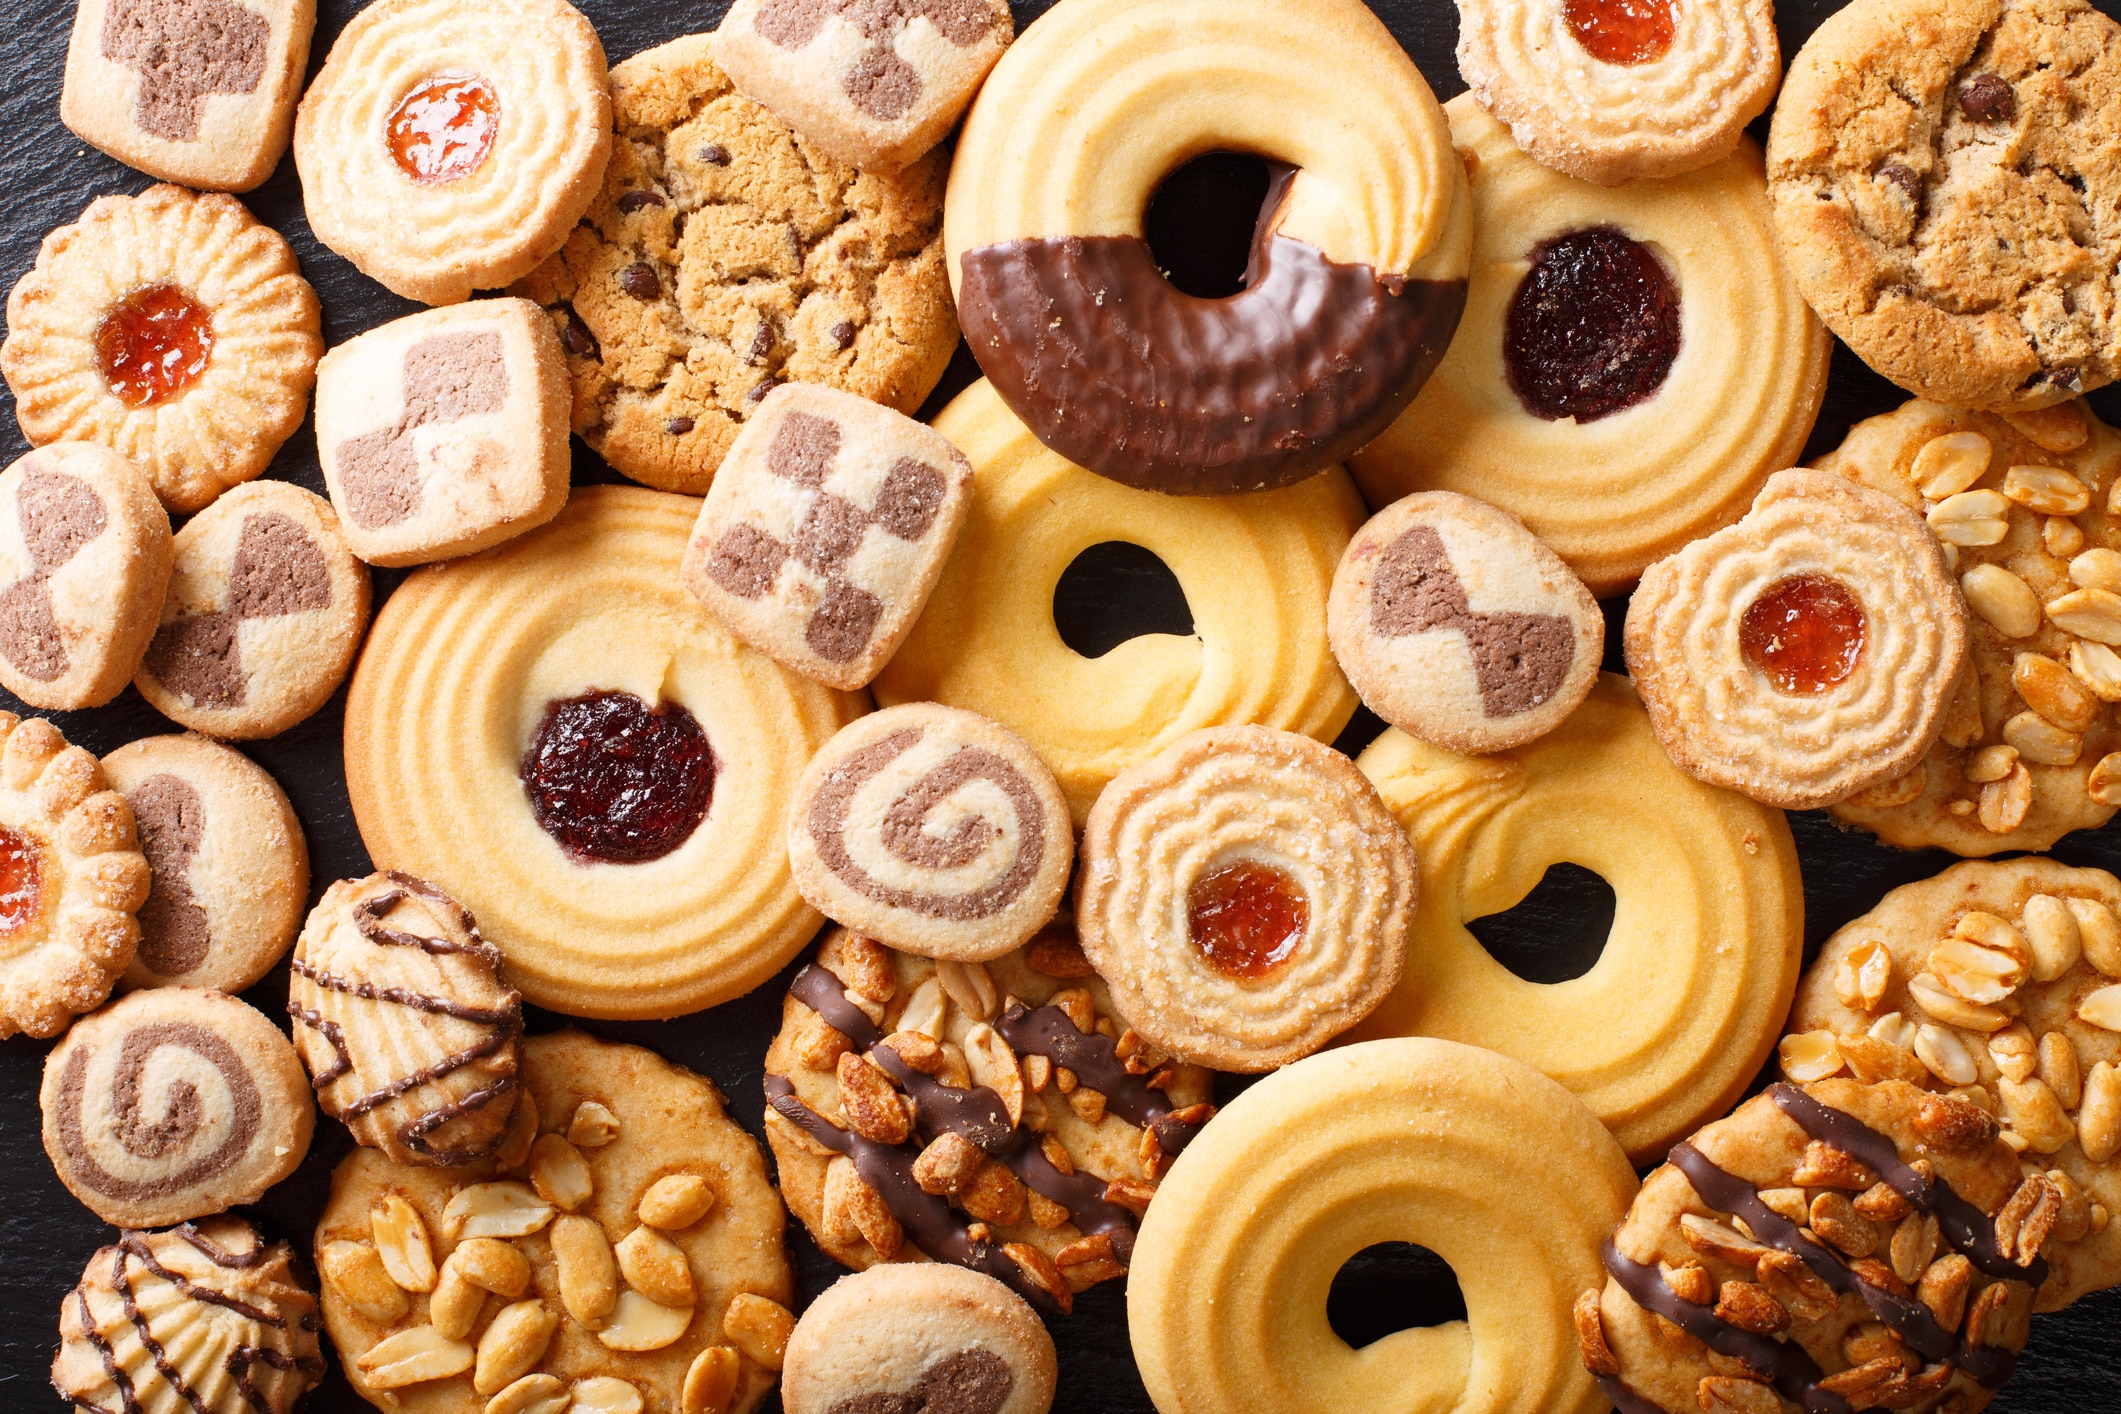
left=357, top=1326, right=475, bottom=1389
left=372, top=1195, right=438, bottom=1293
left=722, top=1292, right=795, bottom=1371
left=638, top=1174, right=716, bottom=1231
left=317, top=1240, right=407, bottom=1322
left=616, top=1226, right=696, bottom=1309
left=443, top=1182, right=555, bottom=1241
left=596, top=1289, right=694, bottom=1352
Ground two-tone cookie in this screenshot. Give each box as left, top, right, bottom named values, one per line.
left=136, top=480, right=371, bottom=740
left=315, top=299, right=571, bottom=566
left=0, top=444, right=172, bottom=711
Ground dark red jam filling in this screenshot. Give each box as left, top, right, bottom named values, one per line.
left=1564, top=0, right=1676, bottom=65
left=1740, top=576, right=1867, bottom=696
left=520, top=690, right=714, bottom=864
left=1502, top=227, right=1681, bottom=424
left=0, top=825, right=42, bottom=934
left=1188, top=860, right=1308, bottom=979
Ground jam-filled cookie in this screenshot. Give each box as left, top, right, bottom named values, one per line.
left=53, top=1217, right=323, bottom=1414
left=763, top=928, right=1218, bottom=1315
left=103, top=733, right=308, bottom=993
left=0, top=444, right=172, bottom=711
left=782, top=1264, right=1057, bottom=1414
left=1816, top=397, right=2121, bottom=854
left=680, top=383, right=973, bottom=690
left=346, top=486, right=863, bottom=1020
left=1783, top=858, right=2121, bottom=1309
left=1582, top=1079, right=2045, bottom=1414
left=1353, top=95, right=1831, bottom=595
left=1627, top=469, right=1971, bottom=810
left=714, top=0, right=1013, bottom=173
left=945, top=0, right=1469, bottom=495
left=1076, top=726, right=1415, bottom=1073
left=875, top=380, right=1361, bottom=823
left=315, top=1030, right=793, bottom=1414
left=62, top=0, right=315, bottom=192
left=315, top=299, right=571, bottom=567
left=135, top=480, right=372, bottom=741
left=294, top=0, right=611, bottom=305
left=1, top=185, right=323, bottom=514
left=789, top=705, right=1073, bottom=963
left=1328, top=490, right=1601, bottom=754
left=1768, top=0, right=2121, bottom=412
left=514, top=32, right=958, bottom=495
left=41, top=986, right=312, bottom=1228
left=1456, top=0, right=1780, bottom=185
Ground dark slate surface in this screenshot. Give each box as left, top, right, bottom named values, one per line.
left=1, top=0, right=2119, bottom=1409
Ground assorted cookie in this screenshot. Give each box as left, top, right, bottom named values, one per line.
left=41, top=986, right=313, bottom=1228
left=0, top=184, right=323, bottom=513
left=513, top=31, right=959, bottom=494
left=681, top=382, right=974, bottom=690
left=294, top=0, right=613, bottom=305
left=1329, top=490, right=1603, bottom=754
left=314, top=298, right=572, bottom=567
left=135, top=479, right=372, bottom=741
left=0, top=443, right=172, bottom=711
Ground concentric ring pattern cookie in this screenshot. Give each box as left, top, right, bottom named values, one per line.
left=346, top=486, right=863, bottom=1019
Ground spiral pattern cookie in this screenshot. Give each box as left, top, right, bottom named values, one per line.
left=1076, top=726, right=1416, bottom=1073
left=790, top=705, right=1072, bottom=963
left=41, top=987, right=312, bottom=1228
left=1353, top=675, right=1803, bottom=1161
left=293, top=0, right=611, bottom=306
left=0, top=184, right=323, bottom=513
left=782, top=1264, right=1057, bottom=1414
left=1352, top=95, right=1831, bottom=595
left=1130, top=1038, right=1637, bottom=1414
left=1627, top=468, right=1972, bottom=810
left=875, top=380, right=1361, bottom=823
left=52, top=1217, right=324, bottom=1414
left=346, top=486, right=862, bottom=1019
left=1456, top=0, right=1781, bottom=185
left=0, top=443, right=172, bottom=712
left=0, top=713, right=150, bottom=1040
left=1782, top=858, right=2121, bottom=1310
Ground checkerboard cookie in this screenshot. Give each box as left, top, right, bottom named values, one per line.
left=714, top=0, right=1013, bottom=172
left=316, top=300, right=571, bottom=567
left=62, top=0, right=316, bottom=192
left=681, top=383, right=972, bottom=690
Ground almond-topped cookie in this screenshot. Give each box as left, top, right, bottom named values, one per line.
left=762, top=928, right=1216, bottom=1315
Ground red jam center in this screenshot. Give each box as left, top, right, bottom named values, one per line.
left=1187, top=861, right=1309, bottom=979
left=387, top=75, right=500, bottom=185
left=95, top=285, right=214, bottom=408
left=1740, top=576, right=1867, bottom=696
left=1503, top=227, right=1681, bottom=425
left=521, top=690, right=715, bottom=864
left=0, top=825, right=44, bottom=935
left=1564, top=0, right=1676, bottom=65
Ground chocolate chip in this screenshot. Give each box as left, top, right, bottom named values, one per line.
left=749, top=323, right=776, bottom=365
left=1960, top=74, right=2015, bottom=123
left=1876, top=163, right=1921, bottom=203
left=619, top=263, right=661, bottom=300
left=698, top=143, right=732, bottom=166
left=2048, top=365, right=2082, bottom=390
left=616, top=189, right=666, bottom=213
left=666, top=417, right=696, bottom=435
left=746, top=378, right=782, bottom=405
left=559, top=309, right=600, bottom=360
left=830, top=320, right=856, bottom=350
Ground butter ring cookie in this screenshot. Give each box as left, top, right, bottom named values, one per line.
left=346, top=486, right=864, bottom=1019
left=874, top=380, right=1361, bottom=824
left=1627, top=468, right=1971, bottom=810
left=1076, top=726, right=1415, bottom=1073
left=1353, top=96, right=1830, bottom=595
left=1129, top=1038, right=1636, bottom=1414
left=1352, top=675, right=1802, bottom=1161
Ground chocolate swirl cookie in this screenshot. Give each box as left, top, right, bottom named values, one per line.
left=782, top=1263, right=1056, bottom=1414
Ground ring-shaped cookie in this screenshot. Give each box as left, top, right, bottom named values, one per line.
left=945, top=0, right=1471, bottom=495
left=872, top=380, right=1361, bottom=824
left=1351, top=675, right=1803, bottom=1161
left=1352, top=96, right=1829, bottom=595
left=345, top=486, right=863, bottom=1019
left=1129, top=1038, right=1636, bottom=1414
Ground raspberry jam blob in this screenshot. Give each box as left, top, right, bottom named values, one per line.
left=387, top=75, right=500, bottom=185
left=95, top=285, right=214, bottom=408
left=521, top=690, right=715, bottom=864
left=1740, top=576, right=1867, bottom=695
left=1503, top=227, right=1681, bottom=424
left=1564, top=0, right=1677, bottom=66
left=0, top=825, right=43, bottom=935
left=1188, top=860, right=1309, bottom=979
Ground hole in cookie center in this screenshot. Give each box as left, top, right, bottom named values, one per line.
left=1144, top=151, right=1276, bottom=300
left=1564, top=0, right=1676, bottom=65
left=1188, top=860, right=1308, bottom=979
left=0, top=825, right=42, bottom=937
left=96, top=285, right=214, bottom=408
left=388, top=75, right=500, bottom=185
left=520, top=690, right=715, bottom=865
left=1326, top=1242, right=1468, bottom=1347
left=1740, top=575, right=1867, bottom=696
left=1053, top=542, right=1195, bottom=659
left=1465, top=862, right=1616, bottom=985
left=1502, top=228, right=1680, bottom=424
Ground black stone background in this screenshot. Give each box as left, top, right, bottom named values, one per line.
left=2, top=0, right=2120, bottom=1408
